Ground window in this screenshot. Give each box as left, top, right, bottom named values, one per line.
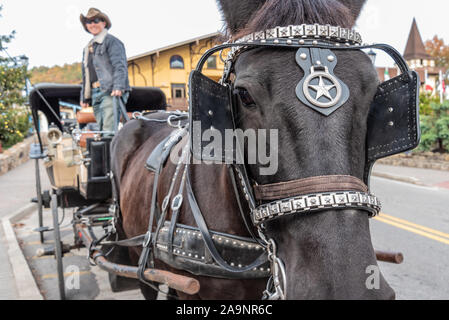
left=171, top=84, right=186, bottom=99
left=170, top=55, right=184, bottom=69
left=207, top=55, right=217, bottom=69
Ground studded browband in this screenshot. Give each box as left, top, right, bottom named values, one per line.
left=226, top=24, right=362, bottom=64
left=251, top=175, right=381, bottom=225
left=233, top=24, right=362, bottom=45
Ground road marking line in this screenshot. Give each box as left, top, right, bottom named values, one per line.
left=374, top=216, right=449, bottom=246
left=378, top=213, right=449, bottom=240
left=41, top=271, right=91, bottom=280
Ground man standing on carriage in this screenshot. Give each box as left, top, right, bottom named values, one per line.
left=79, top=8, right=131, bottom=135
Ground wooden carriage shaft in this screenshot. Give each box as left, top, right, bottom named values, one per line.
left=74, top=224, right=200, bottom=296
left=375, top=251, right=404, bottom=265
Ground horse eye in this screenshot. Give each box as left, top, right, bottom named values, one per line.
left=235, top=87, right=256, bottom=108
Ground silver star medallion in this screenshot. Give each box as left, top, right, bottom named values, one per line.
left=303, top=70, right=342, bottom=109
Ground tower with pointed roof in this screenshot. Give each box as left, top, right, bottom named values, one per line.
left=401, top=18, right=448, bottom=93
left=404, top=18, right=435, bottom=69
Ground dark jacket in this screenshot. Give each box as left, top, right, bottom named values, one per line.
left=81, top=32, right=131, bottom=102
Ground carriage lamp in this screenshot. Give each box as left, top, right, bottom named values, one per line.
left=20, top=55, right=29, bottom=67
left=367, top=49, right=377, bottom=65
left=47, top=126, right=63, bottom=145
left=19, top=56, right=31, bottom=97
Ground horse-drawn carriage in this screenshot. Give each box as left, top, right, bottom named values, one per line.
left=29, top=83, right=199, bottom=299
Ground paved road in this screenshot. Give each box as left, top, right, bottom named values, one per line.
left=0, top=159, right=51, bottom=218
left=15, top=208, right=145, bottom=300
left=2, top=160, right=449, bottom=300
left=0, top=160, right=50, bottom=300
left=370, top=176, right=449, bottom=300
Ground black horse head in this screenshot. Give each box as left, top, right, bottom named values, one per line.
left=217, top=0, right=395, bottom=300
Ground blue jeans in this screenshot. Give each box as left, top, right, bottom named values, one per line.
left=91, top=88, right=129, bottom=135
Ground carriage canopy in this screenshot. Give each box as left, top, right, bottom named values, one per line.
left=29, top=83, right=167, bottom=130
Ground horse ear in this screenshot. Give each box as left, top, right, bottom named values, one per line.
left=337, top=0, right=367, bottom=22
left=216, top=0, right=268, bottom=35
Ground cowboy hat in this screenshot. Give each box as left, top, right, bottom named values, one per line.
left=80, top=8, right=112, bottom=33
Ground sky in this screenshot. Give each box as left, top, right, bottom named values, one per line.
left=1, top=0, right=449, bottom=68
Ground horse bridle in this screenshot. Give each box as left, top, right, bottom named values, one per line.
left=186, top=23, right=420, bottom=300
left=192, top=25, right=388, bottom=224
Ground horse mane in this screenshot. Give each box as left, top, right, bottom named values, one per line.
left=234, top=0, right=355, bottom=39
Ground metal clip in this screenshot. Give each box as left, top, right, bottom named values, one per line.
left=258, top=229, right=287, bottom=300
left=142, top=231, right=152, bottom=248
left=267, top=256, right=287, bottom=300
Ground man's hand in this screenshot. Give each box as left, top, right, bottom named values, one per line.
left=80, top=102, right=90, bottom=109
left=111, top=90, right=123, bottom=97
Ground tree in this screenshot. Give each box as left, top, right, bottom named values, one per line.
left=419, top=92, right=440, bottom=116
left=30, top=62, right=82, bottom=84
left=0, top=5, right=31, bottom=149
left=425, top=36, right=449, bottom=68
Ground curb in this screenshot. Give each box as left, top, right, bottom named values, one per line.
left=371, top=171, right=427, bottom=187
left=1, top=203, right=43, bottom=300
left=0, top=136, right=35, bottom=177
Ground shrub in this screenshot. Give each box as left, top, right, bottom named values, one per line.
left=419, top=99, right=449, bottom=153
left=0, top=104, right=31, bottom=149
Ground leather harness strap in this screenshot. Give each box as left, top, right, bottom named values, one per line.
left=137, top=128, right=188, bottom=286
left=168, top=165, right=188, bottom=261
left=253, top=175, right=369, bottom=202
left=186, top=162, right=268, bottom=273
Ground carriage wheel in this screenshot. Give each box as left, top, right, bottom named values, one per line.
left=51, top=194, right=66, bottom=300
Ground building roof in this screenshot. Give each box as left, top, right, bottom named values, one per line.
left=404, top=18, right=432, bottom=61
left=376, top=67, right=399, bottom=82
left=128, top=32, right=222, bottom=62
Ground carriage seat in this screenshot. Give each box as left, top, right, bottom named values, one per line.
left=77, top=111, right=96, bottom=124
left=76, top=111, right=135, bottom=125
left=75, top=111, right=97, bottom=148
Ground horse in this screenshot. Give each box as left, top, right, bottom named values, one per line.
left=111, top=0, right=396, bottom=300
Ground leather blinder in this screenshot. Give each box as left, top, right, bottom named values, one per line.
left=365, top=71, right=421, bottom=182
left=189, top=70, right=236, bottom=163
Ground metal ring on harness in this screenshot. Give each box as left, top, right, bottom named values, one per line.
left=171, top=194, right=184, bottom=211
left=132, top=112, right=143, bottom=120
left=168, top=115, right=183, bottom=129
left=219, top=46, right=228, bottom=64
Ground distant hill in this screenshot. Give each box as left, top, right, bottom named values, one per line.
left=30, top=63, right=82, bottom=85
